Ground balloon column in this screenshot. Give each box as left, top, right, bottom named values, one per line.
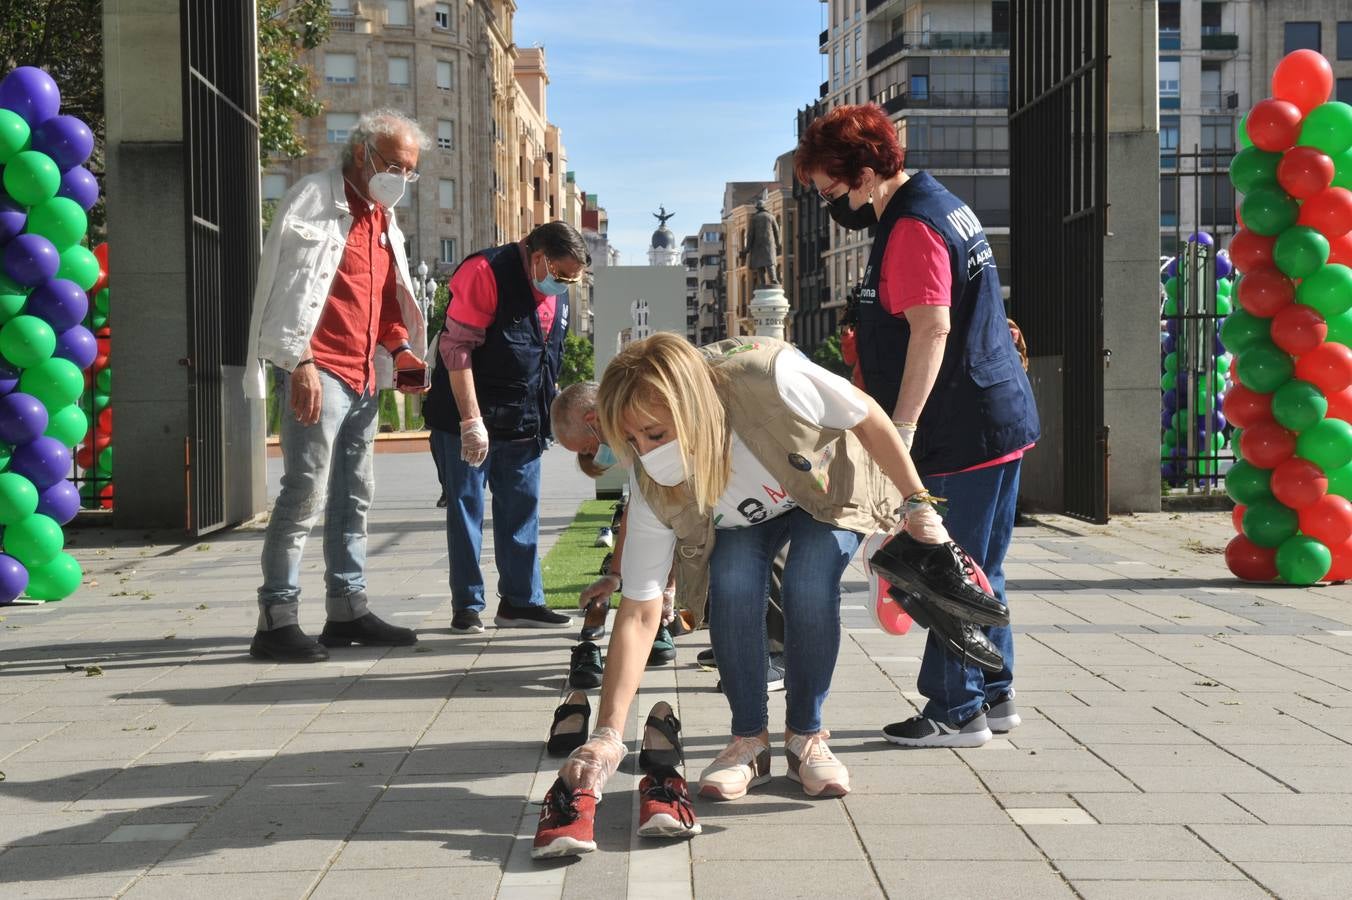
left=0, top=66, right=98, bottom=604
left=76, top=241, right=111, bottom=509
left=1224, top=49, right=1352, bottom=585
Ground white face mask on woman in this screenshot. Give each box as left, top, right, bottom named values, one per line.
left=638, top=440, right=686, bottom=486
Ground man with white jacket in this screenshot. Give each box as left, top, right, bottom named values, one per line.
left=244, top=109, right=429, bottom=662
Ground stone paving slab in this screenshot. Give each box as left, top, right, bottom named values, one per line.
left=1, top=448, right=1351, bottom=897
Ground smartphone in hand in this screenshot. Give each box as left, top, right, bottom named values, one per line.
left=395, top=367, right=429, bottom=391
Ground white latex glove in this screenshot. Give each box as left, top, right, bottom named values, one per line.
left=894, top=422, right=916, bottom=451
left=559, top=726, right=626, bottom=796
left=901, top=496, right=952, bottom=545
left=460, top=417, right=489, bottom=466
left=661, top=586, right=676, bottom=627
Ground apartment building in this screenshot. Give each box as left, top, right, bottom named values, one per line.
left=682, top=235, right=699, bottom=341
left=695, top=223, right=726, bottom=345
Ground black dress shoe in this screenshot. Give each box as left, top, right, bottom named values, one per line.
left=638, top=701, right=684, bottom=772
left=319, top=613, right=417, bottom=647
left=547, top=690, right=591, bottom=757
left=891, top=588, right=1004, bottom=674
left=250, top=625, right=330, bottom=662
left=869, top=533, right=1009, bottom=626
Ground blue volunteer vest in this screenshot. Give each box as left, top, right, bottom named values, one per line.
left=424, top=243, right=569, bottom=445
left=856, top=172, right=1039, bottom=475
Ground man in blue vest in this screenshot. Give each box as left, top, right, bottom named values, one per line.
left=425, top=221, right=588, bottom=634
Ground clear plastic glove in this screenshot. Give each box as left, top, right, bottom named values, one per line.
left=661, top=586, right=676, bottom=627
left=460, top=417, right=489, bottom=466
left=901, top=497, right=952, bottom=545
left=559, top=726, right=626, bottom=795
left=578, top=574, right=620, bottom=611
left=894, top=422, right=916, bottom=451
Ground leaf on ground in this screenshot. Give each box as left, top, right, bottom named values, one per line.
left=351, top=761, right=365, bottom=768
left=1193, top=679, right=1220, bottom=687
left=85, top=665, right=103, bottom=677
left=196, top=604, right=209, bottom=610
left=162, top=633, right=176, bottom=640
left=413, top=645, right=432, bottom=653
left=196, top=544, right=210, bottom=552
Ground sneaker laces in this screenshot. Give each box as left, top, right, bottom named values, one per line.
left=713, top=735, right=768, bottom=768
left=792, top=730, right=837, bottom=766
left=642, top=773, right=696, bottom=828
left=544, top=778, right=594, bottom=826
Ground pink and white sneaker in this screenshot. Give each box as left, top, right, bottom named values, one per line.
left=862, top=532, right=913, bottom=636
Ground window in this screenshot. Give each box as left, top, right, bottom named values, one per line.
left=326, top=112, right=357, bottom=143
left=1159, top=1, right=1179, bottom=34
left=1339, top=22, right=1352, bottom=60
left=262, top=174, right=288, bottom=200
left=992, top=1, right=1009, bottom=34
left=437, top=119, right=455, bottom=150
left=387, top=57, right=410, bottom=87
left=1161, top=174, right=1178, bottom=227
left=324, top=53, right=357, bottom=84
left=1200, top=116, right=1235, bottom=154
left=330, top=0, right=351, bottom=11
left=1200, top=174, right=1236, bottom=229
left=1201, top=2, right=1223, bottom=35
left=1160, top=115, right=1179, bottom=167
left=385, top=0, right=410, bottom=26
left=440, top=238, right=456, bottom=263
left=436, top=60, right=454, bottom=91
left=439, top=178, right=455, bottom=209
left=1159, top=59, right=1179, bottom=98
left=435, top=2, right=454, bottom=30
left=1201, top=65, right=1221, bottom=105
left=1285, top=22, right=1321, bottom=54
left=1339, top=78, right=1352, bottom=105
left=702, top=231, right=720, bottom=243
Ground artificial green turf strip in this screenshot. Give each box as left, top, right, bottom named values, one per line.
left=542, top=499, right=619, bottom=609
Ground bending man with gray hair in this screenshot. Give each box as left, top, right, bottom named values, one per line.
left=244, top=108, right=431, bottom=662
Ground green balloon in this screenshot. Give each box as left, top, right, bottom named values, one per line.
left=1164, top=276, right=1178, bottom=299
left=1161, top=371, right=1177, bottom=391
left=1227, top=459, right=1273, bottom=505
left=1271, top=379, right=1328, bottom=432
left=1218, top=277, right=1234, bottom=297
left=90, top=308, right=107, bottom=330
left=1229, top=146, right=1281, bottom=193
left=1298, top=101, right=1352, bottom=157
left=92, top=391, right=110, bottom=412
left=21, top=357, right=84, bottom=411
left=1326, top=308, right=1352, bottom=345
left=1218, top=354, right=1233, bottom=374
left=94, top=288, right=109, bottom=316
left=1297, top=417, right=1352, bottom=471
left=1273, top=226, right=1330, bottom=279
left=56, top=245, right=100, bottom=292
left=0, top=275, right=28, bottom=325
left=95, top=367, right=110, bottom=394
left=1164, top=352, right=1178, bottom=373
left=1238, top=114, right=1254, bottom=150
left=1236, top=342, right=1294, bottom=393
left=24, top=198, right=87, bottom=252
left=3, top=512, right=63, bottom=567
left=43, top=403, right=88, bottom=448
left=1276, top=534, right=1333, bottom=584
left=24, top=551, right=82, bottom=601
left=1, top=150, right=59, bottom=206
left=0, top=442, right=10, bottom=472
left=1163, top=428, right=1179, bottom=449
left=97, top=445, right=113, bottom=473
left=1327, top=462, right=1352, bottom=497
left=0, top=315, right=56, bottom=369
left=0, top=472, right=38, bottom=524
left=1164, top=294, right=1178, bottom=316
left=1221, top=309, right=1272, bottom=354
left=1296, top=264, right=1352, bottom=319
left=1215, top=294, right=1233, bottom=315
left=1334, top=147, right=1352, bottom=190
left=1243, top=499, right=1300, bottom=548
left=1241, top=185, right=1300, bottom=236
left=0, top=109, right=30, bottom=164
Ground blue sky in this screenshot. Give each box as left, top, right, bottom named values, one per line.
left=514, top=0, right=825, bottom=264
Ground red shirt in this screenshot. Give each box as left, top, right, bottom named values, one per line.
left=447, top=246, right=556, bottom=335
left=309, top=181, right=410, bottom=394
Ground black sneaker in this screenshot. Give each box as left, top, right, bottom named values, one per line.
left=716, top=653, right=784, bottom=694
left=869, top=533, right=1009, bottom=626
left=450, top=610, right=484, bottom=634
left=647, top=625, right=676, bottom=666
left=319, top=613, right=417, bottom=647
left=986, top=690, right=1021, bottom=733
left=696, top=647, right=716, bottom=669
left=569, top=641, right=604, bottom=689
left=494, top=603, right=570, bottom=629
left=883, top=709, right=993, bottom=748
left=891, top=588, right=1004, bottom=674
left=250, top=625, right=330, bottom=663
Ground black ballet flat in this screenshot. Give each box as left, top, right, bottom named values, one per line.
left=546, top=690, right=591, bottom=758
left=638, top=701, right=684, bottom=772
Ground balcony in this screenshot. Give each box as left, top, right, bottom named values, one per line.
left=819, top=28, right=829, bottom=48
left=820, top=80, right=829, bottom=98
left=1201, top=33, right=1239, bottom=51
left=880, top=90, right=1009, bottom=113
left=1199, top=91, right=1240, bottom=110
left=866, top=0, right=897, bottom=12
left=867, top=31, right=1010, bottom=69
left=901, top=149, right=1010, bottom=169
left=331, top=13, right=355, bottom=32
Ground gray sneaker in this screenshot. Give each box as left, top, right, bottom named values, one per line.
left=986, top=691, right=1021, bottom=733
left=882, top=710, right=992, bottom=748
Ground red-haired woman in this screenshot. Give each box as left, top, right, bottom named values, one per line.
left=795, top=104, right=1040, bottom=749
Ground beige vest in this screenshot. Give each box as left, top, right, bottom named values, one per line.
left=636, top=338, right=900, bottom=625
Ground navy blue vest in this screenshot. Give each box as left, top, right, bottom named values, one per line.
left=424, top=243, right=569, bottom=445
left=856, top=172, right=1039, bottom=475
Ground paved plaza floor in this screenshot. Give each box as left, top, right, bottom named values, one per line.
left=3, top=445, right=1352, bottom=898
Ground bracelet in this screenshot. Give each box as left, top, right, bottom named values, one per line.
left=293, top=359, right=315, bottom=371
left=893, top=420, right=919, bottom=428
left=392, top=343, right=412, bottom=357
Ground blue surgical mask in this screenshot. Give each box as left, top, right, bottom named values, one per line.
left=594, top=443, right=617, bottom=469
left=533, top=273, right=570, bottom=296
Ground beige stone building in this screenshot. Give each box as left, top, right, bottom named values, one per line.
left=721, top=153, right=798, bottom=338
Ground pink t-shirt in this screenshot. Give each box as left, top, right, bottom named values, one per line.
left=446, top=251, right=556, bottom=335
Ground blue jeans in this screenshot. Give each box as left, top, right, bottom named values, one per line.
left=430, top=429, right=545, bottom=612
left=258, top=369, right=377, bottom=630
left=708, top=508, right=862, bottom=737
left=917, top=458, right=1021, bottom=725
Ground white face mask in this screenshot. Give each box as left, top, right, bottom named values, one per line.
left=639, top=440, right=686, bottom=486
left=367, top=172, right=406, bottom=209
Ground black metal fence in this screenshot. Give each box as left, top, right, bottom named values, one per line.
left=1009, top=0, right=1109, bottom=522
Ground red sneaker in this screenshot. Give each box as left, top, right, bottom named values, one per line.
left=862, top=532, right=913, bottom=636
left=637, top=766, right=702, bottom=838
left=531, top=777, right=598, bottom=859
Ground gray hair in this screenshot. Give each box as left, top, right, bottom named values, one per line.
left=550, top=381, right=599, bottom=444
left=342, top=108, right=431, bottom=167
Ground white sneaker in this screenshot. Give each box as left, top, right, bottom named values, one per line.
left=785, top=730, right=850, bottom=797
left=594, top=527, right=614, bottom=548
left=697, top=736, right=771, bottom=800
left=862, top=531, right=913, bottom=636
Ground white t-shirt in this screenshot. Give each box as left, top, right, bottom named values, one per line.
left=621, top=351, right=870, bottom=601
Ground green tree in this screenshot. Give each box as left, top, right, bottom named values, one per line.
left=560, top=333, right=594, bottom=387
left=812, top=334, right=849, bottom=378
left=257, top=0, right=330, bottom=164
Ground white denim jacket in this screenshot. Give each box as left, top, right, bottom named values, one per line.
left=243, top=167, right=427, bottom=399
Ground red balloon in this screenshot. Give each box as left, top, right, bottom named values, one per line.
left=1297, top=187, right=1352, bottom=240
left=95, top=326, right=110, bottom=339
left=1327, top=386, right=1352, bottom=421
left=96, top=406, right=111, bottom=435
left=1224, top=384, right=1275, bottom=427
left=1277, top=146, right=1336, bottom=199
left=1237, top=267, right=1295, bottom=317
left=93, top=352, right=108, bottom=372
left=1271, top=457, right=1329, bottom=509
left=1228, top=229, right=1277, bottom=272
left=92, top=242, right=109, bottom=267
left=1300, top=494, right=1352, bottom=546
left=1232, top=504, right=1247, bottom=533
left=92, top=431, right=111, bottom=452
left=81, top=368, right=93, bottom=391
left=99, top=484, right=114, bottom=510
left=75, top=443, right=96, bottom=470
left=1246, top=98, right=1306, bottom=153
left=1272, top=49, right=1335, bottom=115
left=1240, top=420, right=1298, bottom=468
left=1226, top=534, right=1279, bottom=582
left=1324, top=537, right=1352, bottom=581
left=1271, top=303, right=1329, bottom=356
left=1330, top=232, right=1352, bottom=267
left=1295, top=342, right=1352, bottom=394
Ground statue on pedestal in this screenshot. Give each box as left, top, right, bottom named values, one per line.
left=741, top=197, right=783, bottom=287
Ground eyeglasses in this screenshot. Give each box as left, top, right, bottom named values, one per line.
left=367, top=143, right=420, bottom=183
left=545, top=258, right=586, bottom=285
left=586, top=422, right=604, bottom=450
left=817, top=179, right=845, bottom=203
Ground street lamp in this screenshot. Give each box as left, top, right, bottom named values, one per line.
left=414, top=259, right=434, bottom=352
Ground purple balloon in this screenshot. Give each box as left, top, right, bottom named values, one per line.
left=57, top=166, right=99, bottom=212
left=1163, top=333, right=1176, bottom=354
left=53, top=325, right=96, bottom=370
left=0, top=392, right=48, bottom=445
left=1164, top=258, right=1178, bottom=278
left=0, top=360, right=18, bottom=396
left=1189, top=231, right=1215, bottom=247
left=1165, top=318, right=1179, bottom=336
left=30, top=116, right=92, bottom=172
left=1215, top=250, right=1233, bottom=279
left=36, top=479, right=80, bottom=525
left=2, top=233, right=59, bottom=286
left=1177, top=371, right=1190, bottom=393
left=9, top=436, right=71, bottom=489
left=1214, top=332, right=1227, bottom=355
left=0, top=552, right=27, bottom=605
left=0, top=67, right=61, bottom=126
left=1163, top=389, right=1178, bottom=413
left=0, top=192, right=26, bottom=244
left=26, top=279, right=88, bottom=331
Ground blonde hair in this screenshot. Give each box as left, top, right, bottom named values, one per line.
left=596, top=333, right=730, bottom=514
